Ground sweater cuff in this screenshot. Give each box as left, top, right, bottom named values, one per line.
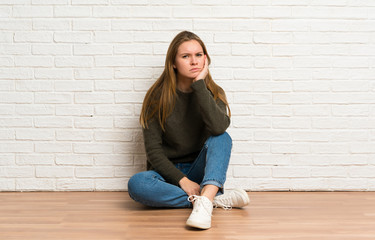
left=191, top=79, right=206, bottom=91
left=171, top=171, right=186, bottom=186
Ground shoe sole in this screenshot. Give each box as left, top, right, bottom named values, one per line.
left=186, top=219, right=211, bottom=230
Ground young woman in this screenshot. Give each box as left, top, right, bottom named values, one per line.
left=128, top=31, right=249, bottom=230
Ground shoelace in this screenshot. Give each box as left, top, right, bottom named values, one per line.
left=214, top=195, right=233, bottom=210
left=187, top=195, right=213, bottom=215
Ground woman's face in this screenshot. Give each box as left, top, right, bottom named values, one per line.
left=173, top=40, right=205, bottom=81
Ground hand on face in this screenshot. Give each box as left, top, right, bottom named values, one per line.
left=193, top=55, right=208, bottom=82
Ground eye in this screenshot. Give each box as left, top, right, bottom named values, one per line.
left=196, top=53, right=203, bottom=57
left=182, top=55, right=188, bottom=58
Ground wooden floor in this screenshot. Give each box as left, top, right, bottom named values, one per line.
left=0, top=192, right=375, bottom=240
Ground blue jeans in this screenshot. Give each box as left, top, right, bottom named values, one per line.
left=128, top=132, right=232, bottom=208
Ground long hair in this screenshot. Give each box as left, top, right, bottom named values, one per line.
left=140, top=31, right=231, bottom=131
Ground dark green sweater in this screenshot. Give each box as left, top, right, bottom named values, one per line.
left=142, top=79, right=230, bottom=186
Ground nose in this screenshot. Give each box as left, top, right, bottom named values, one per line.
left=191, top=56, right=198, bottom=65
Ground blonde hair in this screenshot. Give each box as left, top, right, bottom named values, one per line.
left=140, top=31, right=230, bottom=130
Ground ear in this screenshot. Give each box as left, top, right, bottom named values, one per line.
left=173, top=65, right=176, bottom=69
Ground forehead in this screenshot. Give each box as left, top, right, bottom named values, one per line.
left=177, top=40, right=203, bottom=54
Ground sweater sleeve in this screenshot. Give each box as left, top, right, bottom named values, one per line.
left=142, top=119, right=186, bottom=186
left=191, top=79, right=230, bottom=135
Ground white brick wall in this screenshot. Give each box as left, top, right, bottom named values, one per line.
left=1, top=1, right=375, bottom=191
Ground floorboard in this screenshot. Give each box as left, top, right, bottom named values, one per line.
left=0, top=192, right=374, bottom=240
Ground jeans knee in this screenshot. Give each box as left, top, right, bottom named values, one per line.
left=221, top=132, right=232, bottom=146
left=206, top=132, right=232, bottom=147
left=128, top=172, right=147, bottom=197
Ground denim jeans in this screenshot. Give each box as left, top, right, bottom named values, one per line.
left=127, top=132, right=232, bottom=208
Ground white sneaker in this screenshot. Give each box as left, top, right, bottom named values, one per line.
left=213, top=189, right=250, bottom=210
left=186, top=195, right=213, bottom=229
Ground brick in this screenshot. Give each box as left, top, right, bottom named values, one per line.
left=95, top=105, right=133, bottom=116
left=56, top=105, right=93, bottom=116
left=36, top=167, right=74, bottom=178
left=292, top=131, right=330, bottom=142
left=32, top=45, right=72, bottom=56
left=56, top=154, right=93, bottom=165
left=94, top=131, right=132, bottom=142
left=212, top=6, right=252, bottom=18
left=34, top=117, right=72, bottom=128
left=75, top=69, right=112, bottom=80
left=0, top=118, right=33, bottom=127
left=74, top=117, right=113, bottom=129
left=0, top=155, right=15, bottom=166
left=57, top=179, right=94, bottom=191
left=13, top=6, right=53, bottom=17
left=16, top=129, right=55, bottom=141
left=232, top=116, right=271, bottom=128
left=54, top=32, right=92, bottom=43
left=94, top=31, right=133, bottom=43
left=115, top=166, right=144, bottom=177
left=351, top=143, right=375, bottom=153
left=56, top=130, right=92, bottom=141
left=16, top=179, right=55, bottom=191
left=94, top=154, right=133, bottom=166
left=233, top=166, right=271, bottom=178
left=54, top=6, right=92, bottom=17
left=0, top=143, right=33, bottom=153
left=193, top=20, right=232, bottom=31
left=114, top=142, right=145, bottom=154
left=16, top=80, right=54, bottom=92
left=33, top=19, right=70, bottom=30
left=0, top=129, right=14, bottom=140
left=0, top=44, right=31, bottom=55
left=72, top=0, right=108, bottom=4
left=0, top=104, right=14, bottom=115
left=15, top=32, right=53, bottom=43
left=254, top=106, right=292, bottom=116
left=75, top=167, right=114, bottom=178
left=35, top=143, right=72, bottom=153
left=93, top=6, right=130, bottom=17
left=95, top=178, right=128, bottom=191
left=55, top=56, right=93, bottom=67
left=35, top=93, right=72, bottom=104
left=15, top=56, right=53, bottom=67
left=293, top=81, right=330, bottom=92
left=0, top=179, right=15, bottom=191
left=32, top=0, right=68, bottom=4
left=273, top=93, right=312, bottom=104
left=152, top=20, right=192, bottom=30
left=130, top=6, right=171, bottom=18
left=55, top=80, right=93, bottom=92
left=75, top=93, right=113, bottom=104
left=272, top=117, right=311, bottom=129
left=0, top=57, right=13, bottom=67
left=16, top=154, right=54, bottom=165
left=0, top=20, right=31, bottom=30
left=332, top=105, right=369, bottom=116
left=349, top=167, right=375, bottom=177
left=0, top=93, right=32, bottom=103
left=273, top=167, right=310, bottom=178
left=35, top=69, right=73, bottom=79
left=74, top=44, right=112, bottom=55
left=115, top=92, right=146, bottom=104
left=254, top=7, right=291, bottom=18
left=95, top=56, right=134, bottom=67
left=254, top=130, right=291, bottom=142
left=114, top=44, right=152, bottom=55
left=214, top=33, right=252, bottom=43
left=134, top=56, right=164, bottom=67
left=15, top=105, right=54, bottom=116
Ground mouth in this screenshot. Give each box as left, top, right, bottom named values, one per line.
left=190, top=68, right=200, bottom=72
